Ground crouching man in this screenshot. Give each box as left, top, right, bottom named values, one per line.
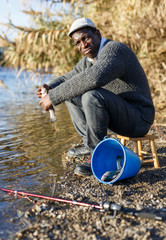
left=37, top=18, right=155, bottom=176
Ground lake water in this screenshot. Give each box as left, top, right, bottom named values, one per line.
left=0, top=68, right=80, bottom=239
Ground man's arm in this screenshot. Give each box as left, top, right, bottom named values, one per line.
left=48, top=42, right=125, bottom=106
left=47, top=61, right=83, bottom=89
left=37, top=59, right=84, bottom=110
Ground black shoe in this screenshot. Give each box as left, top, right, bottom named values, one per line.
left=74, top=159, right=92, bottom=176
left=67, top=145, right=91, bottom=158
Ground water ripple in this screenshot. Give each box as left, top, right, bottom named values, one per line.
left=0, top=68, right=80, bottom=239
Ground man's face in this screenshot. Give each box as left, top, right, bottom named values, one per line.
left=71, top=28, right=101, bottom=59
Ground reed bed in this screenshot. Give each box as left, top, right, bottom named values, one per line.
left=86, top=0, right=166, bottom=112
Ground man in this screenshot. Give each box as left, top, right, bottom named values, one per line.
left=37, top=18, right=155, bottom=176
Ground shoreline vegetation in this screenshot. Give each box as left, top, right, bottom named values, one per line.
left=0, top=1, right=166, bottom=239
left=0, top=0, right=165, bottom=117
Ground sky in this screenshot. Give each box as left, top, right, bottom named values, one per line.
left=0, top=0, right=35, bottom=39
left=0, top=0, right=59, bottom=40
left=0, top=0, right=29, bottom=27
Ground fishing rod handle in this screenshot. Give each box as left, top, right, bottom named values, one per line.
left=134, top=212, right=162, bottom=221
left=41, top=87, right=57, bottom=123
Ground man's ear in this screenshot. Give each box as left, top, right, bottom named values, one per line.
left=96, top=29, right=101, bottom=39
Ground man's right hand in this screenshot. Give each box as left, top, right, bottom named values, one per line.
left=37, top=84, right=50, bottom=98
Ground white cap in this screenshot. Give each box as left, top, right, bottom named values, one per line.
left=68, top=18, right=96, bottom=37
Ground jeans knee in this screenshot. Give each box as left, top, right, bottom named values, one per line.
left=82, top=90, right=101, bottom=107
left=66, top=95, right=82, bottom=107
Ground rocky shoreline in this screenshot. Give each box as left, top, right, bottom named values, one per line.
left=13, top=126, right=166, bottom=240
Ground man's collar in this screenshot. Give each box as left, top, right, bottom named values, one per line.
left=87, top=37, right=107, bottom=63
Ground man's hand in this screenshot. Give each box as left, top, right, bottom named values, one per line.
left=37, top=84, right=50, bottom=98
left=39, top=94, right=52, bottom=111
left=37, top=84, right=52, bottom=111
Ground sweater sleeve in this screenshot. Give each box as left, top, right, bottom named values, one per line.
left=47, top=76, right=65, bottom=89
left=47, top=61, right=83, bottom=88
left=49, top=42, right=126, bottom=106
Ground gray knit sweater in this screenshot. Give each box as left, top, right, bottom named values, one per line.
left=48, top=40, right=155, bottom=124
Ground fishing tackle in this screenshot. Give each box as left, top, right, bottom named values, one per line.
left=102, top=201, right=162, bottom=220
left=0, top=188, right=162, bottom=221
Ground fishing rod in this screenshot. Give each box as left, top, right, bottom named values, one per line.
left=0, top=188, right=102, bottom=210
left=0, top=188, right=162, bottom=221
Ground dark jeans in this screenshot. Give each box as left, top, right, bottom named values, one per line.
left=65, top=89, right=151, bottom=151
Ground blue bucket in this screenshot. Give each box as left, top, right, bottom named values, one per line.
left=91, top=138, right=141, bottom=184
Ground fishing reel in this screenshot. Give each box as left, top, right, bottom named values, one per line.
left=101, top=201, right=123, bottom=218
